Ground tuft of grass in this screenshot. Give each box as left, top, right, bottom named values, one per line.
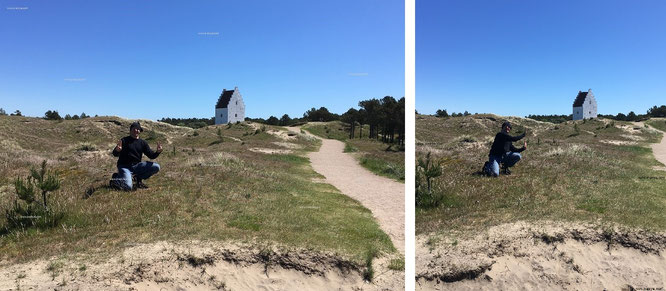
left=75, top=142, right=97, bottom=151
left=344, top=143, right=358, bottom=153
left=388, top=257, right=405, bottom=271
left=361, top=156, right=405, bottom=181
left=46, top=260, right=64, bottom=278
left=362, top=246, right=379, bottom=281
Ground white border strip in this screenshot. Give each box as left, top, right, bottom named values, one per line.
left=405, top=0, right=415, bottom=289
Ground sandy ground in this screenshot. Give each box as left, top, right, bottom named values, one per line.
left=0, top=241, right=400, bottom=291
left=416, top=222, right=666, bottom=290
left=293, top=127, right=405, bottom=253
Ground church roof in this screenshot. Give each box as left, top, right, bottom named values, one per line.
left=216, top=90, right=234, bottom=109
left=573, top=91, right=589, bottom=107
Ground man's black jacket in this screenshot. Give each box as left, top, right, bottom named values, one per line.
left=489, top=131, right=525, bottom=156
left=112, top=136, right=160, bottom=167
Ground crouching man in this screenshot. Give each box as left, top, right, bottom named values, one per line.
left=487, top=121, right=527, bottom=177
left=112, top=121, right=162, bottom=190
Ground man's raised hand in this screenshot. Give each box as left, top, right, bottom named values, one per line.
left=115, top=139, right=122, bottom=152
left=524, top=140, right=528, bottom=149
left=156, top=142, right=163, bottom=153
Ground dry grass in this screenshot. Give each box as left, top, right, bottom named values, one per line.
left=0, top=116, right=394, bottom=264
left=416, top=114, right=666, bottom=235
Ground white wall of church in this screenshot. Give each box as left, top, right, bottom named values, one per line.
left=215, top=108, right=229, bottom=124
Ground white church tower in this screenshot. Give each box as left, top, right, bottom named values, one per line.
left=572, top=89, right=597, bottom=120
left=215, top=87, right=245, bottom=124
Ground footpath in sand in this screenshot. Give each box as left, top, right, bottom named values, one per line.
left=293, top=127, right=405, bottom=253
left=650, top=123, right=666, bottom=171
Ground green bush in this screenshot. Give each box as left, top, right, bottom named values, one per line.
left=4, top=161, right=64, bottom=233
left=416, top=152, right=443, bottom=208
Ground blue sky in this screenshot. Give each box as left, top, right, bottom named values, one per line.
left=417, top=0, right=666, bottom=117
left=0, top=0, right=404, bottom=120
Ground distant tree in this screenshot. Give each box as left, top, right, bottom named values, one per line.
left=435, top=109, right=449, bottom=118
left=616, top=113, right=627, bottom=121
left=379, top=96, right=397, bottom=143
left=359, top=99, right=381, bottom=138
left=64, top=114, right=72, bottom=120
left=463, top=111, right=471, bottom=116
left=159, top=117, right=214, bottom=129
left=80, top=112, right=89, bottom=119
left=357, top=108, right=367, bottom=138
left=526, top=114, right=571, bottom=124
left=396, top=97, right=405, bottom=145
left=647, top=105, right=666, bottom=117
left=11, top=110, right=22, bottom=116
left=626, top=111, right=637, bottom=121
left=0, top=108, right=6, bottom=116
left=303, top=107, right=338, bottom=122
left=72, top=114, right=80, bottom=120
left=279, top=114, right=292, bottom=126
left=266, top=116, right=279, bottom=125
left=44, top=110, right=62, bottom=120
left=341, top=108, right=359, bottom=139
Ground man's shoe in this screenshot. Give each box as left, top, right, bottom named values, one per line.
left=502, top=167, right=511, bottom=175
left=136, top=181, right=149, bottom=189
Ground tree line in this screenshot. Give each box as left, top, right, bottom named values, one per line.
left=526, top=105, right=666, bottom=123
left=0, top=108, right=92, bottom=120
left=159, top=96, right=406, bottom=145
left=433, top=109, right=473, bottom=117
left=158, top=117, right=214, bottom=128
left=340, top=96, right=405, bottom=144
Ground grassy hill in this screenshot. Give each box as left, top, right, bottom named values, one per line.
left=0, top=116, right=394, bottom=264
left=416, top=114, right=666, bottom=235
left=303, top=121, right=405, bottom=182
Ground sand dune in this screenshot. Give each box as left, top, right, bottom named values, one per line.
left=416, top=222, right=666, bottom=290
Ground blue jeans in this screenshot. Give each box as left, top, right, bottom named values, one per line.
left=488, top=152, right=521, bottom=177
left=117, top=162, right=160, bottom=190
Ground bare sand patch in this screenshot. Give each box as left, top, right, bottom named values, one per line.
left=416, top=222, right=666, bottom=290
left=272, top=141, right=303, bottom=149
left=267, top=129, right=298, bottom=141
left=600, top=140, right=637, bottom=146
left=248, top=148, right=292, bottom=155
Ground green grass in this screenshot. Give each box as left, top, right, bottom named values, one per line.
left=416, top=114, right=666, bottom=235
left=388, top=257, right=405, bottom=271
left=304, top=122, right=405, bottom=182
left=646, top=118, right=666, bottom=132
left=0, top=116, right=394, bottom=264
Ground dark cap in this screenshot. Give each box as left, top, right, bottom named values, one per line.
left=130, top=121, right=144, bottom=132
left=502, top=121, right=512, bottom=129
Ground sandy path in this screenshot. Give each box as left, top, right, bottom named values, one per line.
left=650, top=126, right=666, bottom=170
left=292, top=127, right=405, bottom=253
